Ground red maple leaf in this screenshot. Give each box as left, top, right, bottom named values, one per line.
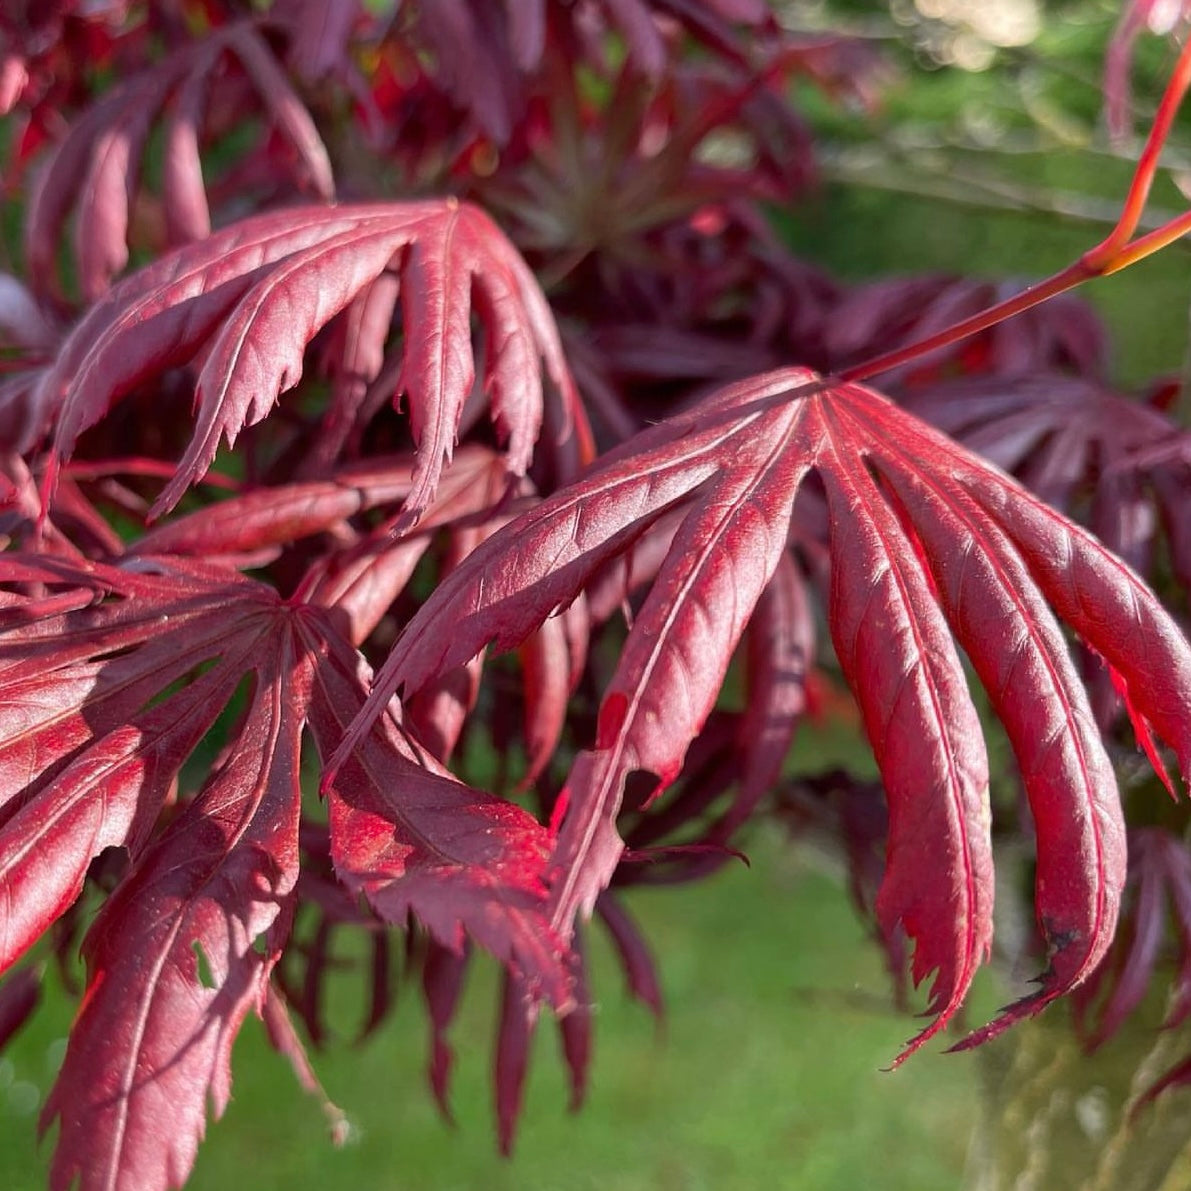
left=25, top=200, right=586, bottom=520
left=0, top=553, right=571, bottom=1191
left=336, top=366, right=1191, bottom=1060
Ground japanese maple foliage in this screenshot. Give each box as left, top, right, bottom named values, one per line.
left=2, top=3, right=1191, bottom=1190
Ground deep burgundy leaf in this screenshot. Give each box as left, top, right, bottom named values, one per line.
left=302, top=447, right=507, bottom=646
left=824, top=277, right=1107, bottom=387
left=558, top=935, right=592, bottom=1112
left=729, top=549, right=813, bottom=832
left=422, top=939, right=470, bottom=1120
left=406, top=655, right=484, bottom=765
left=25, top=21, right=334, bottom=299
left=519, top=609, right=576, bottom=786
left=495, top=969, right=534, bottom=1156
left=403, top=0, right=785, bottom=145
left=902, top=374, right=1191, bottom=606
left=306, top=273, right=402, bottom=472
left=0, top=964, right=41, bottom=1052
left=1073, top=828, right=1172, bottom=1050
left=596, top=892, right=662, bottom=1015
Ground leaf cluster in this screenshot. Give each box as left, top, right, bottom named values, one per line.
left=2, top=3, right=1191, bottom=1189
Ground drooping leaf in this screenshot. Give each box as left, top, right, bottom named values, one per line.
left=42, top=629, right=309, bottom=1191
left=339, top=367, right=1191, bottom=1054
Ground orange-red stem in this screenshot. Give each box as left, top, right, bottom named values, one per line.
left=830, top=37, right=1191, bottom=391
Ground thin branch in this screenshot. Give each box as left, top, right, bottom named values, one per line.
left=826, top=38, right=1191, bottom=389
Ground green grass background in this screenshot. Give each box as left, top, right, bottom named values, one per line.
left=0, top=833, right=982, bottom=1191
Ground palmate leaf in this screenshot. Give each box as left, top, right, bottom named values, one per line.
left=337, top=366, right=1191, bottom=1058
left=25, top=199, right=583, bottom=523
left=0, top=553, right=570, bottom=1191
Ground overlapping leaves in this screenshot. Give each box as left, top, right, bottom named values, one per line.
left=338, top=367, right=1191, bottom=1058
left=903, top=373, right=1191, bottom=606
left=25, top=19, right=334, bottom=301
left=3, top=5, right=1191, bottom=1189
left=0, top=553, right=570, bottom=1191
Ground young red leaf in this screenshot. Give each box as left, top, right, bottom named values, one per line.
left=863, top=436, right=1123, bottom=1049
